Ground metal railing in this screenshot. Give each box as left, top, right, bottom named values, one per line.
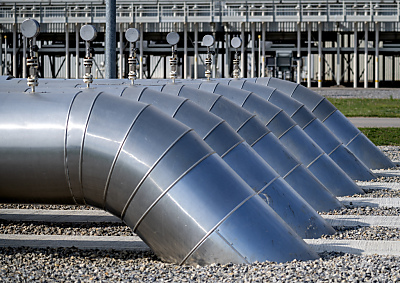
left=0, top=1, right=400, bottom=24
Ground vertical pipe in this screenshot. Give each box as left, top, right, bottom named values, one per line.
left=251, top=22, right=255, bottom=78
left=22, top=36, right=26, bottom=79
left=297, top=22, right=301, bottom=83
left=375, top=22, right=379, bottom=88
left=224, top=25, right=229, bottom=78
left=241, top=22, right=245, bottom=78
left=65, top=23, right=70, bottom=79
left=4, top=36, right=7, bottom=76
left=336, top=27, right=341, bottom=86
left=261, top=22, right=266, bottom=77
left=75, top=23, right=79, bottom=79
left=354, top=22, right=358, bottom=88
left=364, top=22, right=369, bottom=88
left=13, top=24, right=17, bottom=77
left=105, top=0, right=117, bottom=79
left=139, top=24, right=144, bottom=79
left=184, top=23, right=188, bottom=79
left=119, top=23, right=123, bottom=79
left=194, top=23, right=198, bottom=79
left=307, top=22, right=311, bottom=88
left=318, top=22, right=322, bottom=88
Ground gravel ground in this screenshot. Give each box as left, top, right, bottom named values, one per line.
left=314, top=87, right=400, bottom=99
left=1, top=145, right=400, bottom=282
left=1, top=247, right=399, bottom=282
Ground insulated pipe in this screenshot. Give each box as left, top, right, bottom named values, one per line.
left=260, top=77, right=395, bottom=169
left=225, top=80, right=376, bottom=181
left=0, top=79, right=342, bottom=211
left=0, top=87, right=318, bottom=265
left=150, top=83, right=348, bottom=205
left=186, top=82, right=364, bottom=196
left=120, top=86, right=335, bottom=238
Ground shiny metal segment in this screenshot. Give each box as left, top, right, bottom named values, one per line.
left=1, top=80, right=322, bottom=265
left=0, top=91, right=78, bottom=204
left=21, top=19, right=40, bottom=39
left=262, top=78, right=394, bottom=169
left=120, top=86, right=335, bottom=237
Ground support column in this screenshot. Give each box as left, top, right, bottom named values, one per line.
left=307, top=22, right=311, bottom=88
left=261, top=22, right=266, bottom=77
left=224, top=24, right=230, bottom=78
left=354, top=22, right=358, bottom=88
left=318, top=22, right=322, bottom=88
left=251, top=22, right=255, bottom=78
left=297, top=22, right=301, bottom=83
left=105, top=0, right=117, bottom=79
left=119, top=23, right=123, bottom=79
left=65, top=23, right=70, bottom=79
left=184, top=23, right=188, bottom=79
left=364, top=22, right=369, bottom=88
left=194, top=23, right=198, bottom=79
left=241, top=22, right=245, bottom=78
left=336, top=26, right=341, bottom=86
left=13, top=23, right=17, bottom=77
left=139, top=24, right=144, bottom=79
left=22, top=36, right=26, bottom=78
left=75, top=23, right=79, bottom=79
left=375, top=22, right=379, bottom=88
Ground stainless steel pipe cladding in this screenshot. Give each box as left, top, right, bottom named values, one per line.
left=169, top=83, right=363, bottom=197
left=120, top=86, right=335, bottom=238
left=259, top=77, right=395, bottom=169
left=225, top=80, right=376, bottom=181
left=153, top=84, right=344, bottom=210
left=0, top=88, right=319, bottom=265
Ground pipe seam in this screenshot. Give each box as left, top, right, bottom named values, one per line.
left=132, top=151, right=216, bottom=232
left=310, top=97, right=326, bottom=113
left=202, top=120, right=226, bottom=140
left=171, top=98, right=191, bottom=119
left=102, top=104, right=152, bottom=210
left=306, top=152, right=326, bottom=169
left=264, top=109, right=284, bottom=127
left=282, top=163, right=302, bottom=179
left=327, top=143, right=344, bottom=157
left=346, top=131, right=363, bottom=147
left=301, top=116, right=318, bottom=130
left=236, top=114, right=258, bottom=133
left=220, top=140, right=245, bottom=159
left=249, top=131, right=271, bottom=147
left=179, top=189, right=258, bottom=265
left=276, top=124, right=297, bottom=140
left=120, top=128, right=194, bottom=219
left=321, top=108, right=338, bottom=123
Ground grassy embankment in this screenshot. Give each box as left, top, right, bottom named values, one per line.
left=327, top=98, right=400, bottom=146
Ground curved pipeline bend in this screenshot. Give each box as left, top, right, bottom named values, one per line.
left=151, top=83, right=345, bottom=210
left=169, top=82, right=363, bottom=197
left=225, top=80, right=376, bottom=181
left=0, top=88, right=318, bottom=265
left=258, top=77, right=395, bottom=169
left=120, top=86, right=335, bottom=238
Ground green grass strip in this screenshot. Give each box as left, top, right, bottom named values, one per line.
left=327, top=98, right=400, bottom=117
left=359, top=127, right=400, bottom=146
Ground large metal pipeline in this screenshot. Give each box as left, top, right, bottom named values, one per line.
left=223, top=79, right=376, bottom=181
left=119, top=86, right=335, bottom=238
left=1, top=77, right=343, bottom=211
left=153, top=82, right=364, bottom=197
left=0, top=85, right=319, bottom=265
left=257, top=77, right=395, bottom=169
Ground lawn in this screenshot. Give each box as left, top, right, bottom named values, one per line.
left=327, top=98, right=400, bottom=118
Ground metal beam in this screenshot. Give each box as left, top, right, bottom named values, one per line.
left=105, top=0, right=117, bottom=79
left=12, top=23, right=17, bottom=77
left=261, top=22, right=265, bottom=77
left=354, top=22, right=358, bottom=88
left=297, top=22, right=301, bottom=84
left=194, top=23, right=198, bottom=79
left=375, top=22, right=379, bottom=88
left=184, top=23, right=188, bottom=79
left=65, top=23, right=70, bottom=79
left=318, top=22, right=322, bottom=88
left=364, top=22, right=369, bottom=88
left=307, top=22, right=311, bottom=88
left=75, top=23, right=79, bottom=79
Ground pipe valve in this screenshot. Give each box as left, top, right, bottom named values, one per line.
left=21, top=19, right=40, bottom=93
left=125, top=28, right=140, bottom=85
left=80, top=25, right=97, bottom=88
left=166, top=32, right=180, bottom=84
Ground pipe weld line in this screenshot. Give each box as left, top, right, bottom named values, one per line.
left=121, top=85, right=147, bottom=100
left=120, top=128, right=194, bottom=220
left=64, top=91, right=84, bottom=205
left=78, top=92, right=103, bottom=204
left=102, top=104, right=151, bottom=210
left=265, top=88, right=276, bottom=101
left=171, top=98, right=190, bottom=119
left=207, top=94, right=223, bottom=112
left=306, top=152, right=326, bottom=169
left=301, top=117, right=317, bottom=130
left=346, top=131, right=362, bottom=147
left=310, top=97, right=326, bottom=113
left=132, top=151, right=215, bottom=233
left=249, top=130, right=271, bottom=147
left=277, top=124, right=296, bottom=140
left=289, top=83, right=299, bottom=97
left=265, top=109, right=283, bottom=127
left=256, top=176, right=281, bottom=195
left=290, top=104, right=306, bottom=119
left=239, top=91, right=253, bottom=107
left=327, top=143, right=344, bottom=157
left=220, top=140, right=245, bottom=159
left=321, top=109, right=338, bottom=123
left=202, top=120, right=226, bottom=140
left=282, top=163, right=302, bottom=179
left=236, top=114, right=257, bottom=133
left=179, top=189, right=258, bottom=265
